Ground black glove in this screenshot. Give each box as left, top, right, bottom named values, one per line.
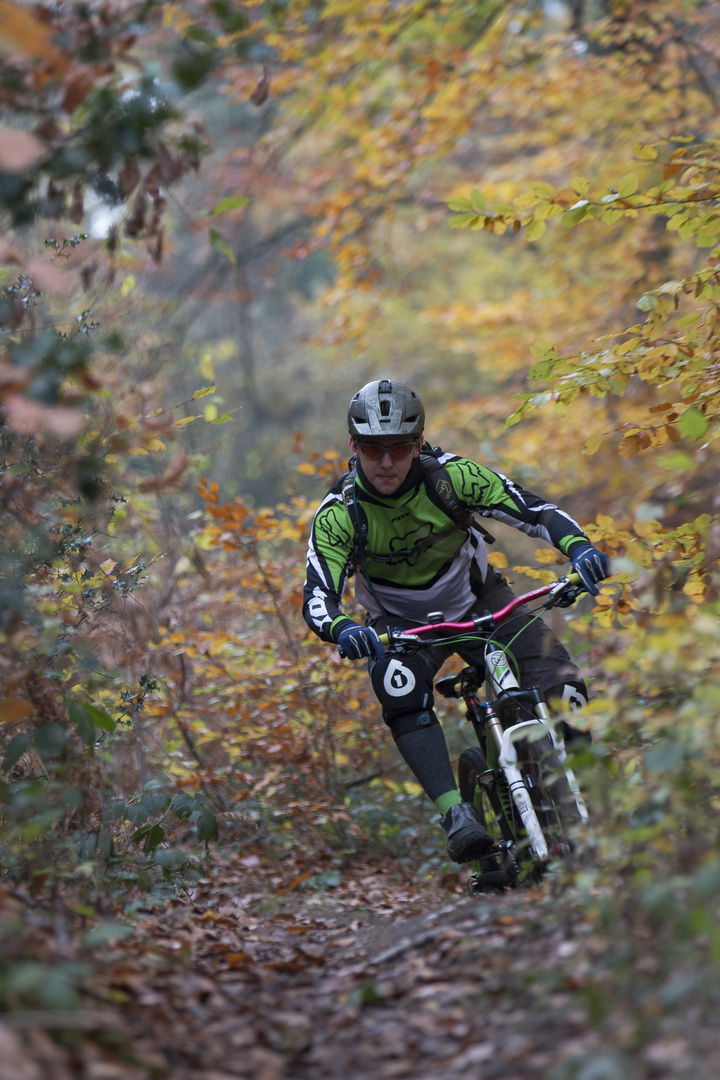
left=570, top=543, right=610, bottom=596
left=337, top=623, right=385, bottom=660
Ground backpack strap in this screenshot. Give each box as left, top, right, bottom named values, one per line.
left=420, top=449, right=496, bottom=546
left=341, top=458, right=365, bottom=561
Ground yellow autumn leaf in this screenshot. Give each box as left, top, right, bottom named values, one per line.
left=145, top=438, right=166, bottom=452
left=129, top=447, right=149, bottom=456
left=488, top=551, right=508, bottom=569
left=512, top=565, right=556, bottom=583
left=296, top=463, right=317, bottom=475
left=174, top=415, right=201, bottom=427
left=583, top=432, right=606, bottom=456
left=526, top=217, right=546, bottom=242
left=615, top=337, right=640, bottom=355
left=534, top=547, right=562, bottom=564
left=683, top=579, right=706, bottom=602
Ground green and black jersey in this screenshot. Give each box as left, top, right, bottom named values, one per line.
left=302, top=453, right=590, bottom=643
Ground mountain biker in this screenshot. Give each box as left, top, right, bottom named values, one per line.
left=302, top=379, right=609, bottom=863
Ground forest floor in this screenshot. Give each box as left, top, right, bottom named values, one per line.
left=1, top=851, right=718, bottom=1080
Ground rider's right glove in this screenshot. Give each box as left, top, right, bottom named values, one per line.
left=336, top=623, right=385, bottom=661
left=570, top=543, right=610, bottom=596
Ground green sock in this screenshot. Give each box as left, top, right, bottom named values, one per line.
left=435, top=790, right=462, bottom=815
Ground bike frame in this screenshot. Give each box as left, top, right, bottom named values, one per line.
left=379, top=572, right=589, bottom=868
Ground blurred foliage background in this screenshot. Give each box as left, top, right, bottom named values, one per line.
left=2, top=0, right=720, bottom=1064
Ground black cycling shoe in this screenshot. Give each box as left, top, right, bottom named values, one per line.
left=440, top=802, right=493, bottom=863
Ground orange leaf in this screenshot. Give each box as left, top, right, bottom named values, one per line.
left=0, top=696, right=33, bottom=723
left=0, top=1, right=69, bottom=79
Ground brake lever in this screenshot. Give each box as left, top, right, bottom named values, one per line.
left=545, top=577, right=584, bottom=610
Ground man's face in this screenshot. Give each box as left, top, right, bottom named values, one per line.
left=350, top=435, right=421, bottom=495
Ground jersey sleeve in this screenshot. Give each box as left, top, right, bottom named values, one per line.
left=302, top=482, right=357, bottom=643
left=441, top=456, right=590, bottom=556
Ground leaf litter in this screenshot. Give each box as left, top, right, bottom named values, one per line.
left=1, top=856, right=719, bottom=1080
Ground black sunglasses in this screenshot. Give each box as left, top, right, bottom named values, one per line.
left=356, top=440, right=418, bottom=460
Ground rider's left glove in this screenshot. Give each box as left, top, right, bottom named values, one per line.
left=336, top=623, right=385, bottom=661
left=570, top=543, right=610, bottom=596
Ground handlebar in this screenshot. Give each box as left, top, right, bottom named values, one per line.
left=377, top=572, right=584, bottom=647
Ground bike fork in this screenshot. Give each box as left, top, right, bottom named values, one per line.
left=478, top=701, right=550, bottom=862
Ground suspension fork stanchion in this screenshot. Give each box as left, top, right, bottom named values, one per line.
left=483, top=701, right=549, bottom=862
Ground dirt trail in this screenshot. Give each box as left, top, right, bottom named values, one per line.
left=1, top=871, right=718, bottom=1080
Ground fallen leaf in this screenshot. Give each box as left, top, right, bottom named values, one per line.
left=0, top=128, right=45, bottom=172
left=3, top=395, right=85, bottom=437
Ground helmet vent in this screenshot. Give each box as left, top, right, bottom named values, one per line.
left=347, top=379, right=424, bottom=438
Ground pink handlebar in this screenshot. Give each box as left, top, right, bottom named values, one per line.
left=378, top=572, right=582, bottom=645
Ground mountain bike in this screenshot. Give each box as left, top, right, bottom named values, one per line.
left=378, top=572, right=591, bottom=893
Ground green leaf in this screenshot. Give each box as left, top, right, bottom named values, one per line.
left=446, top=196, right=473, bottom=212
left=525, top=217, right=546, bottom=242
left=583, top=432, right=606, bottom=456
left=34, top=722, right=67, bottom=760
left=561, top=205, right=589, bottom=228
left=658, top=451, right=695, bottom=471
left=448, top=212, right=477, bottom=228
left=171, top=43, right=217, bottom=91
left=645, top=739, right=684, bottom=772
left=196, top=808, right=219, bottom=843
left=154, top=848, right=187, bottom=869
left=126, top=791, right=168, bottom=825
left=572, top=176, right=590, bottom=197
left=143, top=823, right=166, bottom=854
left=529, top=342, right=560, bottom=361
left=529, top=361, right=554, bottom=380
left=68, top=701, right=94, bottom=747
left=172, top=793, right=196, bottom=819
left=2, top=732, right=30, bottom=773
left=193, top=384, right=217, bottom=399
left=530, top=182, right=554, bottom=199
left=469, top=188, right=488, bottom=212
left=210, top=410, right=237, bottom=424
left=607, top=375, right=629, bottom=396
left=83, top=920, right=133, bottom=947
left=696, top=229, right=720, bottom=248
left=85, top=704, right=115, bottom=732
left=208, top=227, right=237, bottom=267
left=617, top=172, right=639, bottom=197
left=679, top=408, right=708, bottom=440
left=636, top=294, right=658, bottom=312
left=209, top=196, right=251, bottom=215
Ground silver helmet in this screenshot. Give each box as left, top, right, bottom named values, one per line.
left=347, top=379, right=425, bottom=438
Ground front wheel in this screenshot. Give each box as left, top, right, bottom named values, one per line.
left=519, top=732, right=584, bottom=857
left=458, top=747, right=517, bottom=890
